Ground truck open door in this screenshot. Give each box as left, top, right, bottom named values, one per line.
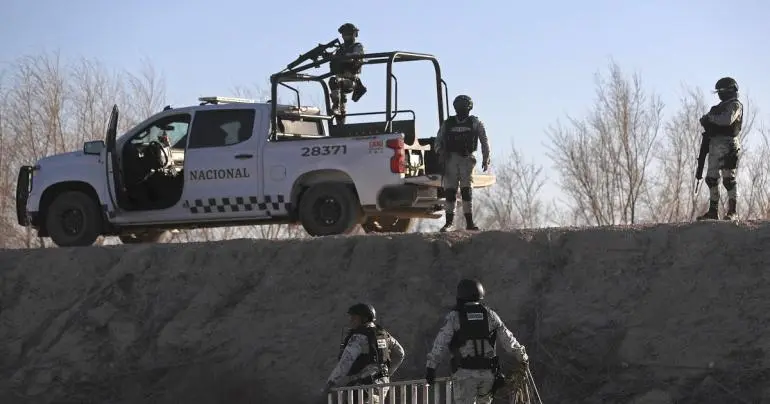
left=104, top=104, right=125, bottom=212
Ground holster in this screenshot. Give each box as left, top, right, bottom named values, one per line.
left=490, top=372, right=506, bottom=395
left=489, top=362, right=506, bottom=395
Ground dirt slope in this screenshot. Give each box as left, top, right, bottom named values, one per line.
left=1, top=221, right=770, bottom=404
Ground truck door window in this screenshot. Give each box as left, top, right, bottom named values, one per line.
left=130, top=114, right=191, bottom=149
left=188, top=109, right=256, bottom=149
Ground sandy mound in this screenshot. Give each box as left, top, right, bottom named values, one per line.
left=1, top=221, right=769, bottom=403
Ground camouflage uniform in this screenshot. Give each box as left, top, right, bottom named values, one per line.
left=434, top=95, right=491, bottom=232
left=330, top=23, right=365, bottom=119
left=327, top=321, right=405, bottom=404
left=697, top=76, right=743, bottom=221
left=425, top=279, right=528, bottom=404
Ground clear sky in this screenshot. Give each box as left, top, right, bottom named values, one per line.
left=2, top=0, right=768, bottom=201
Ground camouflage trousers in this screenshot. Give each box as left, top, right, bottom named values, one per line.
left=442, top=152, right=477, bottom=215
left=706, top=135, right=740, bottom=202
left=329, top=74, right=357, bottom=114
left=340, top=376, right=390, bottom=404
left=451, top=368, right=495, bottom=404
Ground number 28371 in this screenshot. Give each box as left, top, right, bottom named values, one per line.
left=301, top=145, right=347, bottom=157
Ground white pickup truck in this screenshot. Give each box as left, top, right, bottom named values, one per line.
left=14, top=50, right=496, bottom=247
left=15, top=96, right=494, bottom=247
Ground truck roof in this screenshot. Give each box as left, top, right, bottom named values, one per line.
left=156, top=96, right=323, bottom=117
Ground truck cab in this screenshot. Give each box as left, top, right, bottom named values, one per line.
left=15, top=49, right=495, bottom=247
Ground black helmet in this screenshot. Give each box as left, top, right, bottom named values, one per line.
left=338, top=23, right=359, bottom=35
left=453, top=95, right=473, bottom=112
left=715, top=77, right=738, bottom=93
left=457, top=279, right=484, bottom=301
left=348, top=303, right=376, bottom=322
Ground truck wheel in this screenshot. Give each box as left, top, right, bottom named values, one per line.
left=298, top=183, right=362, bottom=236
left=45, top=191, right=103, bottom=247
left=119, top=230, right=172, bottom=244
left=362, top=215, right=413, bottom=233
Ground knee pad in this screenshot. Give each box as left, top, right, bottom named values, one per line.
left=339, top=78, right=355, bottom=93
left=329, top=77, right=339, bottom=90
left=460, top=187, right=472, bottom=201
left=705, top=177, right=719, bottom=187
left=723, top=176, right=736, bottom=190
left=445, top=188, right=457, bottom=203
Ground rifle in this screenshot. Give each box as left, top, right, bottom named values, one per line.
left=694, top=134, right=710, bottom=195
left=287, top=38, right=341, bottom=70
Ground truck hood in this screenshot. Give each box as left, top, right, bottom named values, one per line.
left=37, top=151, right=92, bottom=167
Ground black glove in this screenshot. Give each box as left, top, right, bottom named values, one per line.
left=699, top=115, right=710, bottom=127
left=482, top=158, right=490, bottom=172
left=425, top=367, right=436, bottom=385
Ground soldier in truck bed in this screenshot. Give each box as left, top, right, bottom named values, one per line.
left=329, top=23, right=366, bottom=120
left=434, top=95, right=491, bottom=232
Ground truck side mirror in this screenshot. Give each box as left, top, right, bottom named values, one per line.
left=83, top=140, right=105, bottom=155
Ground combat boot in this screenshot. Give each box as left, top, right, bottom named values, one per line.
left=723, top=198, right=737, bottom=221
left=464, top=213, right=479, bottom=231
left=440, top=213, right=455, bottom=232
left=696, top=201, right=719, bottom=221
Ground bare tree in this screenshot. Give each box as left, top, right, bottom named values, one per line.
left=69, top=57, right=126, bottom=145
left=546, top=60, right=664, bottom=225
left=740, top=122, right=770, bottom=219
left=120, top=58, right=166, bottom=129
left=475, top=141, right=551, bottom=229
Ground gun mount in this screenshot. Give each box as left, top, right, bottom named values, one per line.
left=270, top=46, right=450, bottom=145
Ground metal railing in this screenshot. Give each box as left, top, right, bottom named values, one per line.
left=327, top=377, right=453, bottom=404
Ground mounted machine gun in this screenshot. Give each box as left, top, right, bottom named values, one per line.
left=285, top=38, right=341, bottom=71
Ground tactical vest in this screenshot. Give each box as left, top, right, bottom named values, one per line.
left=443, top=116, right=478, bottom=155
left=449, top=303, right=499, bottom=370
left=339, top=325, right=392, bottom=379
left=709, top=98, right=743, bottom=137
left=331, top=43, right=363, bottom=75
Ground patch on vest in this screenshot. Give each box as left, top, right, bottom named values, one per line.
left=466, top=312, right=484, bottom=321
left=377, top=338, right=387, bottom=349
left=449, top=126, right=471, bottom=132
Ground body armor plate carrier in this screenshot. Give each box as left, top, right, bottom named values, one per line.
left=449, top=303, right=499, bottom=370
left=705, top=99, right=743, bottom=137
left=340, top=325, right=392, bottom=383
left=444, top=116, right=479, bottom=155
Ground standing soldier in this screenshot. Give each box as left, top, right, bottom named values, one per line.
left=697, top=76, right=743, bottom=221
left=424, top=279, right=529, bottom=404
left=329, top=23, right=366, bottom=122
left=434, top=95, right=491, bottom=232
left=326, top=303, right=405, bottom=403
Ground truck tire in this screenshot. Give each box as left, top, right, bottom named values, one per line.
left=298, top=183, right=362, bottom=236
left=119, top=230, right=172, bottom=244
left=45, top=190, right=103, bottom=247
left=362, top=215, right=414, bottom=233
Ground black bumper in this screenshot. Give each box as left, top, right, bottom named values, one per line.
left=16, top=165, right=33, bottom=226
left=377, top=184, right=442, bottom=209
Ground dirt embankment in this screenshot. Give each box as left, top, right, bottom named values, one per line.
left=1, top=221, right=770, bottom=403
